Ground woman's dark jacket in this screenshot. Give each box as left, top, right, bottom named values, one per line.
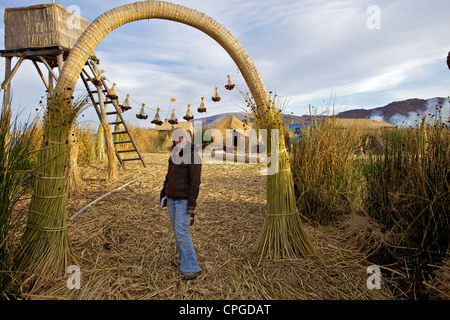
left=160, top=144, right=202, bottom=210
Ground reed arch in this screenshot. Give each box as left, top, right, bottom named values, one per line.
left=56, top=0, right=270, bottom=109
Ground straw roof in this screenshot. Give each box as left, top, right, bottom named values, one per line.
left=4, top=3, right=89, bottom=50
left=213, top=115, right=252, bottom=137
left=372, top=120, right=397, bottom=129
left=174, top=122, right=194, bottom=135
left=328, top=118, right=395, bottom=131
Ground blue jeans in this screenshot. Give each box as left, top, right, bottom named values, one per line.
left=167, top=198, right=201, bottom=274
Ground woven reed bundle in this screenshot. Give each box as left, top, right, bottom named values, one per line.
left=55, top=1, right=269, bottom=112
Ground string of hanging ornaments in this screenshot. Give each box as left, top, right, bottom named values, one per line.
left=136, top=103, right=148, bottom=120
left=103, top=74, right=236, bottom=124
left=151, top=107, right=163, bottom=125
left=100, top=74, right=164, bottom=123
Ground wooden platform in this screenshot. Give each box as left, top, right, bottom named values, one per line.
left=0, top=46, right=98, bottom=68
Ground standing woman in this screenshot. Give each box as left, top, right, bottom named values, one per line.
left=160, top=128, right=202, bottom=280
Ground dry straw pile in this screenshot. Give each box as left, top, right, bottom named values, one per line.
left=20, top=153, right=397, bottom=300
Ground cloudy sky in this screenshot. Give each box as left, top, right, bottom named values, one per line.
left=1, top=0, right=449, bottom=128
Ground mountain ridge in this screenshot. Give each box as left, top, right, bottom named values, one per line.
left=194, top=97, right=449, bottom=126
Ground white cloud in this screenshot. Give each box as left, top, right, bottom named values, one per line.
left=1, top=0, right=450, bottom=126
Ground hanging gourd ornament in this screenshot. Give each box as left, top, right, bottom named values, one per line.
left=197, top=97, right=207, bottom=113
left=106, top=83, right=118, bottom=100
left=92, top=69, right=105, bottom=87
left=225, top=75, right=235, bottom=90
left=168, top=109, right=178, bottom=125
left=212, top=87, right=221, bottom=102
left=183, top=104, right=194, bottom=121
left=136, top=103, right=148, bottom=120
left=119, top=94, right=132, bottom=112
left=151, top=107, right=163, bottom=125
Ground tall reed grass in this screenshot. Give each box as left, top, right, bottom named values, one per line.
left=75, top=123, right=96, bottom=165
left=290, top=111, right=449, bottom=292
left=0, top=109, right=40, bottom=297
left=291, top=118, right=365, bottom=225
left=362, top=123, right=449, bottom=287
left=126, top=125, right=171, bottom=153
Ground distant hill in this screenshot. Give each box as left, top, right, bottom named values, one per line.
left=194, top=97, right=449, bottom=127
left=336, top=97, right=448, bottom=125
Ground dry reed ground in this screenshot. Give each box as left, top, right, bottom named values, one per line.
left=25, top=152, right=398, bottom=300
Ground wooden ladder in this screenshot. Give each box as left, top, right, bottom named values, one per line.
left=80, top=58, right=147, bottom=168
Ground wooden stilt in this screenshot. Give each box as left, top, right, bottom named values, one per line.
left=1, top=56, right=24, bottom=90
left=1, top=58, right=12, bottom=150
left=38, top=56, right=58, bottom=82
left=32, top=60, right=49, bottom=91
left=2, top=57, right=12, bottom=118
left=1, top=57, right=12, bottom=154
